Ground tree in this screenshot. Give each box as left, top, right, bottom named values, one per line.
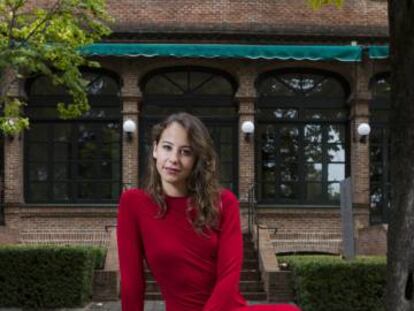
left=310, top=0, right=414, bottom=310
left=0, top=0, right=112, bottom=135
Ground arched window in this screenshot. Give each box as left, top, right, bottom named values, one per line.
left=256, top=69, right=349, bottom=205
left=25, top=70, right=122, bottom=203
left=140, top=66, right=238, bottom=192
left=369, top=72, right=391, bottom=224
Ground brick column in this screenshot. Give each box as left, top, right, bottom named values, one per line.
left=3, top=73, right=25, bottom=229
left=121, top=71, right=140, bottom=189
left=236, top=70, right=256, bottom=204
left=350, top=63, right=372, bottom=229
left=4, top=136, right=24, bottom=205
left=238, top=98, right=255, bottom=203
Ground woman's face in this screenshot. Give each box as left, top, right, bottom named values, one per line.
left=153, top=122, right=196, bottom=195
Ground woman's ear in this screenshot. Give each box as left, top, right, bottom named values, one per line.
left=152, top=141, right=158, bottom=159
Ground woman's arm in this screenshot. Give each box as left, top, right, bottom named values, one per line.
left=117, top=189, right=145, bottom=311
left=203, top=190, right=246, bottom=311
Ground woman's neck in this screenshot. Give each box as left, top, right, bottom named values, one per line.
left=162, top=183, right=188, bottom=197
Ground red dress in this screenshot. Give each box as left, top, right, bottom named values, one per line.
left=117, top=188, right=301, bottom=311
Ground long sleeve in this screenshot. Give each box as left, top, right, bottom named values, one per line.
left=117, top=189, right=145, bottom=311
left=203, top=190, right=246, bottom=311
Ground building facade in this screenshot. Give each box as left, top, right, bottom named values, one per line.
left=1, top=0, right=390, bottom=255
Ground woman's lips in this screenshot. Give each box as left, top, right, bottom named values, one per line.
left=165, top=167, right=180, bottom=175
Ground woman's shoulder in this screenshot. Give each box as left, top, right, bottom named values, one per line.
left=219, top=188, right=239, bottom=212
left=220, top=188, right=238, bottom=202
left=119, top=188, right=152, bottom=204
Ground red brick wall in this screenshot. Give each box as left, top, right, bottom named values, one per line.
left=105, top=0, right=387, bottom=36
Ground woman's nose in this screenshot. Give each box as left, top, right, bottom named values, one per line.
left=168, top=150, right=179, bottom=163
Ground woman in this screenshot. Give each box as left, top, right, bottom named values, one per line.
left=117, top=112, right=301, bottom=311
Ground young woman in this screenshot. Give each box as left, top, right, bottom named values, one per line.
left=117, top=113, right=301, bottom=311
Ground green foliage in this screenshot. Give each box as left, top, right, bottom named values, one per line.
left=308, top=0, right=344, bottom=9
left=280, top=255, right=386, bottom=311
left=0, top=0, right=112, bottom=134
left=0, top=244, right=102, bottom=308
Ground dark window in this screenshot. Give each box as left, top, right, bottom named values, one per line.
left=369, top=72, right=391, bottom=224
left=256, top=69, right=349, bottom=205
left=140, top=67, right=238, bottom=193
left=25, top=71, right=122, bottom=203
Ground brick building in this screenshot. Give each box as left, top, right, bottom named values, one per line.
left=1, top=0, right=390, bottom=255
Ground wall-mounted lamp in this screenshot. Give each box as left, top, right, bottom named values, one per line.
left=123, top=119, right=136, bottom=142
left=241, top=121, right=255, bottom=142
left=356, top=122, right=371, bottom=144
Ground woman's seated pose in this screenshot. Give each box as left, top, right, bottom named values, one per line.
left=117, top=112, right=302, bottom=311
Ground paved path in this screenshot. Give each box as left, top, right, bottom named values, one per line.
left=0, top=300, right=269, bottom=311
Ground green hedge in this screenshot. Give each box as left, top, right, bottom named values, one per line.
left=0, top=245, right=104, bottom=308
left=280, top=255, right=386, bottom=311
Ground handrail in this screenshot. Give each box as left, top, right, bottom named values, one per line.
left=247, top=183, right=256, bottom=239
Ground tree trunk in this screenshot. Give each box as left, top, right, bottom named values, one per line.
left=386, top=1, right=414, bottom=310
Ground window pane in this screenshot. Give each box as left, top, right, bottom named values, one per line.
left=99, top=161, right=120, bottom=179
left=306, top=163, right=322, bottom=181
left=29, top=163, right=48, bottom=181
left=306, top=183, right=322, bottom=201
left=262, top=153, right=276, bottom=169
left=304, top=124, right=322, bottom=143
left=219, top=144, right=233, bottom=161
left=327, top=125, right=345, bottom=143
left=54, top=143, right=70, bottom=161
left=78, top=182, right=96, bottom=199
left=262, top=167, right=276, bottom=182
left=191, top=107, right=236, bottom=116
left=280, top=163, right=298, bottom=182
left=53, top=183, right=69, bottom=200
left=304, top=144, right=322, bottom=162
left=28, top=124, right=49, bottom=141
left=78, top=142, right=99, bottom=160
left=144, top=75, right=184, bottom=95
left=370, top=164, right=383, bottom=181
left=370, top=184, right=383, bottom=209
left=53, top=124, right=71, bottom=142
left=258, top=77, right=295, bottom=96
left=263, top=183, right=276, bottom=198
left=29, top=183, right=49, bottom=201
left=304, top=109, right=347, bottom=121
left=54, top=163, right=69, bottom=180
left=328, top=164, right=345, bottom=181
left=78, top=162, right=97, bottom=179
left=328, top=144, right=345, bottom=162
left=370, top=145, right=383, bottom=163
left=194, top=76, right=234, bottom=95
left=102, top=143, right=120, bottom=161
left=328, top=183, right=341, bottom=201
left=29, top=144, right=49, bottom=161
left=82, top=108, right=121, bottom=119
left=273, top=109, right=298, bottom=120
left=219, top=127, right=233, bottom=143
left=220, top=163, right=233, bottom=182
left=279, top=183, right=298, bottom=199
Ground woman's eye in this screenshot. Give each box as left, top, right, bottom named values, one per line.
left=181, top=149, right=193, bottom=156
left=162, top=145, right=172, bottom=150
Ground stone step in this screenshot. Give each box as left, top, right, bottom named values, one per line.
left=145, top=280, right=265, bottom=292
left=144, top=269, right=262, bottom=282
left=144, top=291, right=268, bottom=301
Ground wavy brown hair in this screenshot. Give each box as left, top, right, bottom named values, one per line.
left=144, top=112, right=221, bottom=232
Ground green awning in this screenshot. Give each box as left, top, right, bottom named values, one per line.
left=369, top=45, right=389, bottom=59
left=80, top=43, right=362, bottom=62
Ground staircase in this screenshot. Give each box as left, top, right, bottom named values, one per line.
left=144, top=234, right=267, bottom=301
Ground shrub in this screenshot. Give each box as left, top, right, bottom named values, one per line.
left=0, top=245, right=99, bottom=308
left=280, top=255, right=386, bottom=311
